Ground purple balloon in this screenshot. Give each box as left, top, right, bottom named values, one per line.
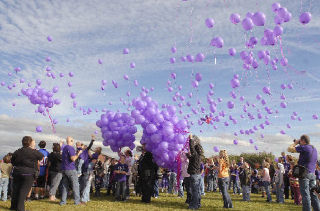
left=47, top=36, right=52, bottom=42
left=278, top=7, right=288, bottom=19
left=213, top=146, right=219, bottom=152
left=211, top=37, right=224, bottom=48
left=274, top=15, right=283, bottom=25
left=69, top=72, right=74, bottom=77
left=123, top=48, right=129, bottom=54
left=52, top=86, right=59, bottom=93
left=186, top=55, right=194, bottom=62
left=171, top=46, right=177, bottom=53
left=230, top=13, right=241, bottom=24
left=252, top=12, right=266, bottom=26
left=170, top=57, right=176, bottom=64
left=195, top=53, right=205, bottom=62
left=273, top=25, right=283, bottom=37
left=227, top=101, right=234, bottom=109
left=242, top=17, right=254, bottom=31
left=272, top=2, right=281, bottom=12
left=130, top=62, right=136, bottom=68
left=98, top=59, right=103, bottom=64
left=205, top=18, right=215, bottom=28
left=195, top=73, right=202, bottom=82
left=312, top=114, right=318, bottom=120
left=233, top=139, right=238, bottom=145
left=70, top=93, right=76, bottom=99
left=228, top=48, right=236, bottom=56
left=280, top=57, right=288, bottom=66
left=36, top=126, right=42, bottom=132
left=123, top=75, right=129, bottom=80
left=300, top=12, right=312, bottom=25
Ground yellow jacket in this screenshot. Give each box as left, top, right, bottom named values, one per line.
left=218, top=158, right=229, bottom=178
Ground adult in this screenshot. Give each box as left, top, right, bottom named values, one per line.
left=48, top=143, right=62, bottom=201
left=138, top=144, right=158, bottom=203
left=288, top=134, right=320, bottom=211
left=217, top=150, right=233, bottom=208
left=10, top=136, right=44, bottom=211
left=79, top=135, right=95, bottom=203
left=186, top=134, right=203, bottom=209
left=35, top=140, right=49, bottom=200
left=60, top=136, right=83, bottom=206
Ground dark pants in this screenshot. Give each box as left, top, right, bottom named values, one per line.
left=184, top=177, right=191, bottom=204
left=115, top=181, right=126, bottom=200
left=10, top=174, right=34, bottom=211
left=218, top=177, right=233, bottom=208
left=141, top=176, right=154, bottom=203
left=126, top=175, right=130, bottom=197
left=189, top=174, right=201, bottom=209
left=284, top=174, right=290, bottom=199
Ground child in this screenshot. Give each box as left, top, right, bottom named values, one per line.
left=239, top=162, right=251, bottom=201
left=161, top=169, right=169, bottom=193
left=0, top=155, right=13, bottom=201
left=114, top=155, right=128, bottom=201
left=93, top=155, right=105, bottom=197
left=206, top=159, right=215, bottom=192
left=230, top=161, right=241, bottom=195
left=250, top=169, right=259, bottom=194
left=107, top=158, right=117, bottom=196
left=274, top=162, right=285, bottom=203
left=168, top=170, right=177, bottom=194
left=288, top=162, right=302, bottom=205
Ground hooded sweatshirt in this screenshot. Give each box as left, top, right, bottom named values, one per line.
left=275, top=163, right=285, bottom=185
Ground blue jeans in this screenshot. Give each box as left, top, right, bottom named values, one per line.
left=60, top=170, right=81, bottom=205
left=218, top=177, right=233, bottom=208
left=168, top=172, right=177, bottom=194
left=207, top=175, right=214, bottom=192
left=153, top=179, right=159, bottom=197
left=49, top=171, right=62, bottom=196
left=178, top=178, right=184, bottom=197
left=77, top=159, right=84, bottom=175
left=189, top=174, right=201, bottom=209
left=200, top=176, right=205, bottom=195
left=0, top=178, right=9, bottom=201
left=276, top=183, right=284, bottom=203
left=231, top=175, right=240, bottom=194
left=103, top=173, right=110, bottom=188
left=299, top=173, right=320, bottom=211
left=263, top=181, right=272, bottom=202
left=115, top=181, right=126, bottom=200
left=242, top=185, right=250, bottom=201
left=80, top=172, right=92, bottom=202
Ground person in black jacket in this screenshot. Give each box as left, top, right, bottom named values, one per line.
left=186, top=134, right=204, bottom=210
left=138, top=144, right=158, bottom=203
left=48, top=143, right=62, bottom=201
left=10, top=136, right=44, bottom=211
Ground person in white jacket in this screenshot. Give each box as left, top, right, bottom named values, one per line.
left=274, top=162, right=285, bottom=203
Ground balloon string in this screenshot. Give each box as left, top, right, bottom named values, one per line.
left=278, top=36, right=285, bottom=59
left=46, top=108, right=56, bottom=133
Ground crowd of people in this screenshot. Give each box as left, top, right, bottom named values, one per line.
left=1, top=134, right=320, bottom=210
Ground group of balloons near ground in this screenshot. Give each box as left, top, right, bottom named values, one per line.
left=1, top=1, right=318, bottom=169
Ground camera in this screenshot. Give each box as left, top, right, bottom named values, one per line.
left=311, top=185, right=320, bottom=194
left=293, top=139, right=300, bottom=144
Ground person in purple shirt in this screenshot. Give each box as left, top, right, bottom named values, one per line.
left=60, top=136, right=84, bottom=206
left=288, top=134, right=320, bottom=211
left=114, top=155, right=128, bottom=201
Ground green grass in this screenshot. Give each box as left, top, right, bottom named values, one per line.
left=0, top=191, right=301, bottom=211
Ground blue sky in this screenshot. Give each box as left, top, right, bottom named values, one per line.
left=0, top=0, right=320, bottom=157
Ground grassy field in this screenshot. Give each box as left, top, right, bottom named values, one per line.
left=0, top=191, right=301, bottom=211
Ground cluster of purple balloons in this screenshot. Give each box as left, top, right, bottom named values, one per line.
left=131, top=95, right=188, bottom=169
left=96, top=111, right=137, bottom=152
left=21, top=81, right=60, bottom=113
